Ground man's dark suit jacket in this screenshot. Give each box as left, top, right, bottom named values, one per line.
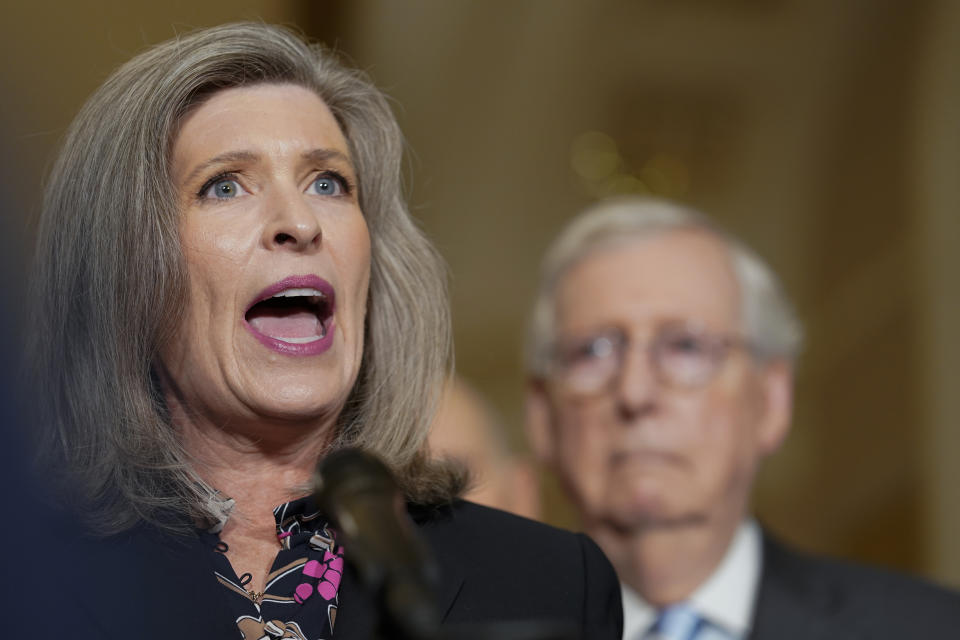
left=20, top=500, right=621, bottom=639
left=750, top=534, right=960, bottom=639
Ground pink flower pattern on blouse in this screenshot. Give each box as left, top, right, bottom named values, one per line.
left=207, top=496, right=346, bottom=640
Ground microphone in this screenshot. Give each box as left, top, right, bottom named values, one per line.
left=314, top=448, right=441, bottom=640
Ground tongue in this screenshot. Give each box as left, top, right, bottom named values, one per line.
left=248, top=308, right=322, bottom=339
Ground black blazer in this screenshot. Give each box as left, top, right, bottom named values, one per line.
left=337, top=500, right=623, bottom=639
left=750, top=534, right=960, bottom=640
left=23, top=500, right=622, bottom=639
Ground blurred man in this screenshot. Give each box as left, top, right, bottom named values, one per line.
left=524, top=197, right=960, bottom=639
left=429, top=376, right=541, bottom=520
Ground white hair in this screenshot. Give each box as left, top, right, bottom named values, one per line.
left=524, top=196, right=803, bottom=378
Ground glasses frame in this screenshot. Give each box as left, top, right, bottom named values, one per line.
left=546, top=321, right=755, bottom=398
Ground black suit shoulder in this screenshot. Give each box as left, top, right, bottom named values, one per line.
left=752, top=533, right=960, bottom=640
left=415, top=500, right=623, bottom=639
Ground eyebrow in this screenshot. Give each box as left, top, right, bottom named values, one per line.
left=182, top=150, right=259, bottom=187
left=181, top=148, right=356, bottom=187
left=303, top=148, right=354, bottom=169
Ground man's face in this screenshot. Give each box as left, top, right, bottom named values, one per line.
left=528, top=230, right=791, bottom=532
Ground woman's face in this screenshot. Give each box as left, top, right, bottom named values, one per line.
left=161, top=83, right=370, bottom=434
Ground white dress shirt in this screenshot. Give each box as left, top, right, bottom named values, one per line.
left=621, top=520, right=762, bottom=640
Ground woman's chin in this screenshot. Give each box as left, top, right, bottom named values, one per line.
left=245, top=390, right=344, bottom=425
left=230, top=343, right=356, bottom=415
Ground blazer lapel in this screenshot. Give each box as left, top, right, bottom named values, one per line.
left=332, top=503, right=466, bottom=639
left=749, top=533, right=864, bottom=640
left=331, top=563, right=376, bottom=639
left=414, top=504, right=466, bottom=621
left=68, top=525, right=237, bottom=639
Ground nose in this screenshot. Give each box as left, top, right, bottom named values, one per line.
left=262, top=189, right=322, bottom=251
left=614, top=339, right=659, bottom=420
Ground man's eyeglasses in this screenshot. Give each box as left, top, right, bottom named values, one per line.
left=547, top=322, right=754, bottom=397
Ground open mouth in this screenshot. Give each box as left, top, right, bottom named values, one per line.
left=245, top=281, right=335, bottom=348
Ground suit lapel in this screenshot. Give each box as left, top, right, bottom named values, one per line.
left=749, top=533, right=864, bottom=640
left=417, top=510, right=467, bottom=621
left=332, top=503, right=466, bottom=639
left=330, top=563, right=375, bottom=639
left=69, top=525, right=238, bottom=639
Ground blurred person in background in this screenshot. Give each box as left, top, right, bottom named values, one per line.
left=429, top=375, right=541, bottom=520
left=28, top=23, right=622, bottom=638
left=524, top=197, right=960, bottom=639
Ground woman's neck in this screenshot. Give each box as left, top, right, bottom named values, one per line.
left=175, top=408, right=335, bottom=595
left=166, top=395, right=333, bottom=534
left=180, top=415, right=331, bottom=508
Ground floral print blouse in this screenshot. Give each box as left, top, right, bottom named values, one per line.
left=204, top=495, right=345, bottom=640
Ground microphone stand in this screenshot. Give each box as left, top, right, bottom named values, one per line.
left=315, top=448, right=442, bottom=640
left=314, top=448, right=581, bottom=640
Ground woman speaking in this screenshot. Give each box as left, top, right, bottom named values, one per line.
left=29, top=23, right=621, bottom=639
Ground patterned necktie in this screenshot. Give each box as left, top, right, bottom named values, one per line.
left=645, top=602, right=703, bottom=640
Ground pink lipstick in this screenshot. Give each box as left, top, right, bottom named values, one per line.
left=243, top=275, right=336, bottom=356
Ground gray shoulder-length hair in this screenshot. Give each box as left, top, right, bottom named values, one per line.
left=30, top=22, right=463, bottom=534
left=525, top=196, right=804, bottom=379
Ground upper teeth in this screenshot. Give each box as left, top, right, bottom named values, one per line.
left=272, top=288, right=325, bottom=298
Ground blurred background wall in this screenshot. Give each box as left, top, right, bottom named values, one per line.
left=2, top=0, right=957, bottom=587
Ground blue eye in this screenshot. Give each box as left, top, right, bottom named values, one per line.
left=202, top=177, right=246, bottom=200
left=309, top=173, right=346, bottom=197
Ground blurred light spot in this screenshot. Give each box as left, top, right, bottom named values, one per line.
left=570, top=131, right=621, bottom=181
left=599, top=174, right=648, bottom=197
left=571, top=130, right=692, bottom=199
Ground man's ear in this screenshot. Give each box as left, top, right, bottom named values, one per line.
left=525, top=379, right=556, bottom=464
left=757, top=359, right=793, bottom=456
